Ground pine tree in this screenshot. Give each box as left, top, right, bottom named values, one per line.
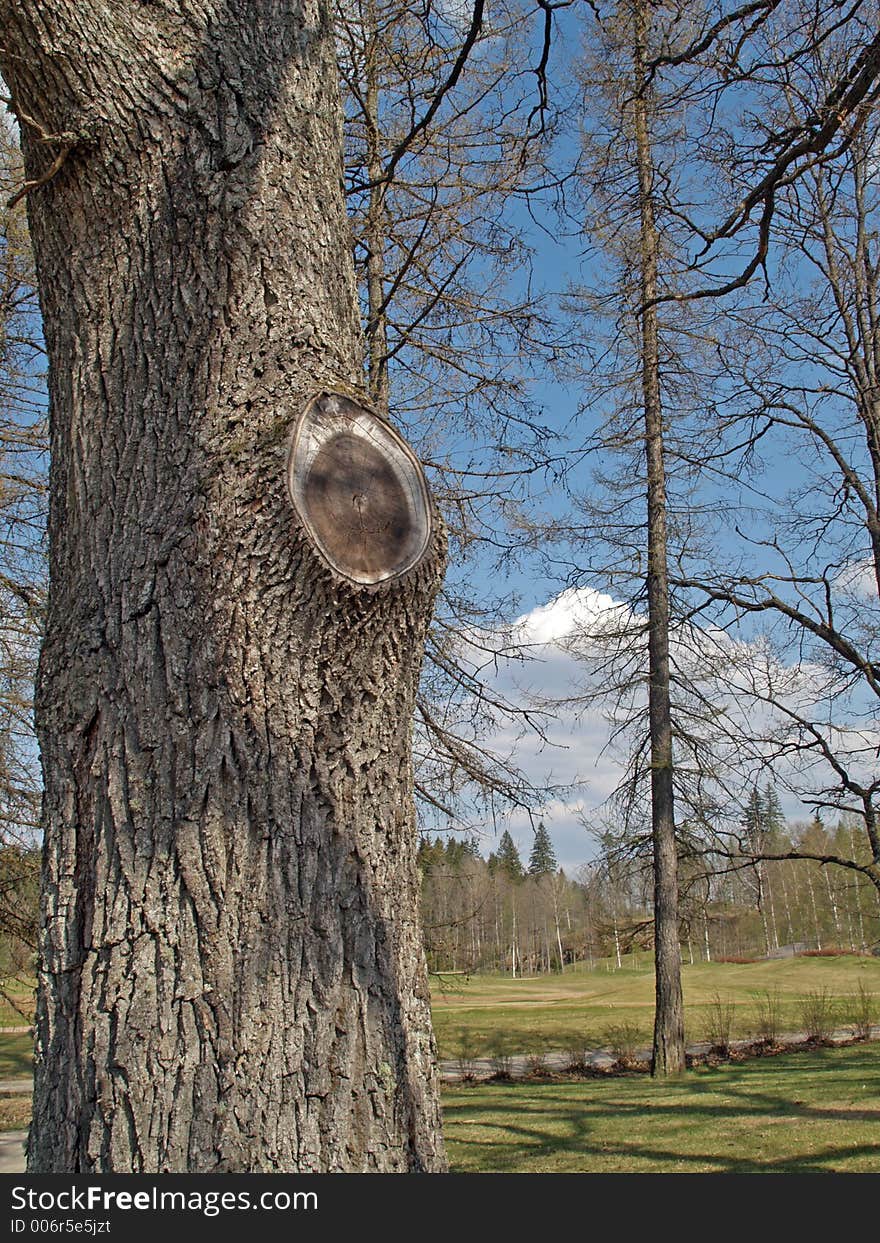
left=743, top=787, right=764, bottom=846
left=763, top=784, right=786, bottom=837
left=528, top=822, right=558, bottom=877
left=491, top=830, right=524, bottom=883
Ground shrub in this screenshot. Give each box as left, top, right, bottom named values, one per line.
left=565, top=1039, right=595, bottom=1073
left=704, top=993, right=736, bottom=1054
left=602, top=1021, right=645, bottom=1065
left=752, top=990, right=782, bottom=1044
left=454, top=1031, right=481, bottom=1081
left=524, top=1045, right=548, bottom=1076
left=487, top=1033, right=514, bottom=1079
left=799, top=988, right=836, bottom=1043
left=847, top=981, right=877, bottom=1041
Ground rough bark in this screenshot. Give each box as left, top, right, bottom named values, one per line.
left=632, top=0, right=685, bottom=1078
left=1, top=0, right=447, bottom=1172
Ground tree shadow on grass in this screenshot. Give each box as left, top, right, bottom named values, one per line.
left=442, top=1050, right=880, bottom=1173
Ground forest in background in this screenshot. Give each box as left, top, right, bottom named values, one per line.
left=419, top=791, right=880, bottom=976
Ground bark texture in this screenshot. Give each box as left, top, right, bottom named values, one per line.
left=1, top=0, right=447, bottom=1172
left=632, top=0, right=685, bottom=1079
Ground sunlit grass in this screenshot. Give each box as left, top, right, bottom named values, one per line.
left=431, top=955, right=880, bottom=1059
left=0, top=1033, right=32, bottom=1078
left=0, top=976, right=35, bottom=1028
left=443, top=1043, right=880, bottom=1173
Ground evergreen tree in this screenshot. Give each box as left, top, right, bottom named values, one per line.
left=490, top=830, right=524, bottom=883
left=763, top=784, right=786, bottom=837
left=743, top=787, right=764, bottom=846
left=528, top=822, right=558, bottom=877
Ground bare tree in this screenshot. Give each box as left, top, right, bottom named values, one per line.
left=674, top=5, right=880, bottom=900
left=0, top=118, right=43, bottom=1002
left=556, top=0, right=880, bottom=1074
left=338, top=0, right=571, bottom=828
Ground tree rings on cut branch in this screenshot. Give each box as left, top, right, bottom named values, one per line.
left=287, top=392, right=433, bottom=586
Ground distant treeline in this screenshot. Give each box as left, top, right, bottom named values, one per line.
left=419, top=802, right=880, bottom=976
left=3, top=802, right=878, bottom=985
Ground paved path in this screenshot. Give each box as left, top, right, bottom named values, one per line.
left=0, top=1130, right=26, bottom=1174
left=437, top=1024, right=880, bottom=1081
left=0, top=1078, right=32, bottom=1094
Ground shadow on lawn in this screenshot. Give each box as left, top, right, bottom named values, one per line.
left=443, top=1048, right=880, bottom=1173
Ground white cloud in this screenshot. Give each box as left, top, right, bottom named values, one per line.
left=458, top=582, right=873, bottom=871
left=511, top=586, right=627, bottom=647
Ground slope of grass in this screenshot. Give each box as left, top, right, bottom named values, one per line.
left=0, top=976, right=35, bottom=1028
left=0, top=1033, right=33, bottom=1078
left=431, top=955, right=880, bottom=1059
left=442, top=1043, right=880, bottom=1173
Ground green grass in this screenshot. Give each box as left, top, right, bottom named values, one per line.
left=431, top=955, right=880, bottom=1059
left=0, top=1033, right=33, bottom=1078
left=0, top=976, right=35, bottom=1028
left=442, top=1043, right=880, bottom=1173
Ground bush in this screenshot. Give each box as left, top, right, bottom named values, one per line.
left=704, top=993, right=736, bottom=1054
left=487, top=1033, right=514, bottom=1079
left=752, top=990, right=782, bottom=1044
left=602, top=1021, right=645, bottom=1065
left=524, top=1045, right=548, bottom=1076
left=847, top=981, right=877, bottom=1041
left=565, top=1039, right=596, bottom=1073
left=799, top=988, right=836, bottom=1043
left=454, top=1031, right=481, bottom=1081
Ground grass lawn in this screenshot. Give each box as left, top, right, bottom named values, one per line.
left=0, top=1092, right=31, bottom=1132
left=431, top=955, right=880, bottom=1059
left=0, top=976, right=35, bottom=1028
left=442, top=1043, right=880, bottom=1173
left=0, top=1032, right=33, bottom=1078
left=1, top=1026, right=877, bottom=1167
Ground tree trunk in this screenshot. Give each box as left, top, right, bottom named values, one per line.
left=825, top=866, right=843, bottom=944
left=806, top=868, right=822, bottom=951
left=632, top=0, right=685, bottom=1078
left=2, top=0, right=446, bottom=1173
left=756, top=864, right=772, bottom=955
left=362, top=0, right=391, bottom=414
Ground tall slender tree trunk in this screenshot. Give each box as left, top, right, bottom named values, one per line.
left=852, top=824, right=866, bottom=948
left=756, top=866, right=772, bottom=955
left=778, top=864, right=795, bottom=942
left=632, top=0, right=685, bottom=1077
left=806, top=868, right=822, bottom=950
left=824, top=867, right=843, bottom=944
left=2, top=0, right=446, bottom=1172
left=767, top=868, right=780, bottom=949
left=363, top=0, right=391, bottom=414
left=553, top=882, right=565, bottom=971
